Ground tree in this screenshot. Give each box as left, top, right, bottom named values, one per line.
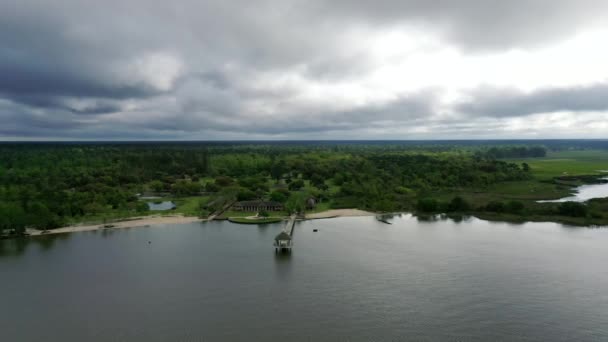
left=310, top=174, right=325, bottom=188
left=288, top=179, right=305, bottom=191
left=270, top=160, right=286, bottom=181
left=29, top=202, right=59, bottom=230
left=205, top=182, right=220, bottom=192
left=150, top=180, right=164, bottom=192
left=0, top=202, right=27, bottom=235
left=237, top=189, right=257, bottom=201
left=285, top=192, right=306, bottom=214
left=173, top=180, right=201, bottom=196
left=270, top=190, right=288, bottom=203
left=258, top=210, right=269, bottom=218
left=522, top=163, right=530, bottom=172
left=447, top=196, right=470, bottom=212
left=136, top=202, right=149, bottom=213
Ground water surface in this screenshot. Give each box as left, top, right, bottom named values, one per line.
left=146, top=201, right=176, bottom=211
left=2, top=215, right=608, bottom=341
left=538, top=177, right=608, bottom=202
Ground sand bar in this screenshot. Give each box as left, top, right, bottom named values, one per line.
left=305, top=209, right=376, bottom=219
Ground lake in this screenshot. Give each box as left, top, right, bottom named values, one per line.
left=2, top=215, right=608, bottom=341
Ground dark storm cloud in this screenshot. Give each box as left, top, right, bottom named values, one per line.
left=457, top=83, right=608, bottom=117
left=1, top=12, right=146, bottom=95
left=4, top=94, right=123, bottom=115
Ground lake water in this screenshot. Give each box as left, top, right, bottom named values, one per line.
left=147, top=201, right=176, bottom=211
left=538, top=177, right=608, bottom=203
left=2, top=215, right=608, bottom=341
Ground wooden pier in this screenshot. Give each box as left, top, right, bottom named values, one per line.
left=274, top=214, right=296, bottom=253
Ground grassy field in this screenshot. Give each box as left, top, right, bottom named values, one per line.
left=508, top=150, right=608, bottom=180
left=451, top=150, right=608, bottom=204
left=167, top=196, right=210, bottom=216
left=427, top=150, right=608, bottom=226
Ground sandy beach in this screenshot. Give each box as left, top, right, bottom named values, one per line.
left=27, top=215, right=204, bottom=236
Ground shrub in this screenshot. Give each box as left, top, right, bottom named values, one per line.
left=447, top=196, right=470, bottom=212
left=205, top=182, right=220, bottom=192
left=417, top=198, right=439, bottom=212
left=215, top=176, right=234, bottom=187
left=485, top=201, right=505, bottom=213
left=237, top=189, right=257, bottom=201
left=136, top=202, right=149, bottom=213
left=506, top=201, right=525, bottom=214
left=270, top=190, right=288, bottom=203
left=288, top=179, right=305, bottom=191
left=558, top=201, right=588, bottom=217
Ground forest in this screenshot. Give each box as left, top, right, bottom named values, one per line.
left=1, top=141, right=607, bottom=236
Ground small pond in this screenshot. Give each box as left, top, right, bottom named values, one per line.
left=146, top=201, right=176, bottom=211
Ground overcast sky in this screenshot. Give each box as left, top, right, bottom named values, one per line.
left=2, top=0, right=608, bottom=140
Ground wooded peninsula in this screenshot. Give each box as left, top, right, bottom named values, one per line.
left=2, top=140, right=608, bottom=237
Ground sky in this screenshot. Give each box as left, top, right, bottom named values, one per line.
left=2, top=0, right=608, bottom=140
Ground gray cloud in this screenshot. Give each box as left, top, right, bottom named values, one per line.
left=313, top=0, right=608, bottom=50
left=457, top=83, right=608, bottom=117
left=1, top=0, right=608, bottom=139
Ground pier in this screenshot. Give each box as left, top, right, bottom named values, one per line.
left=274, top=214, right=296, bottom=253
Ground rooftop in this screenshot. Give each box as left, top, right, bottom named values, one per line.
left=274, top=231, right=292, bottom=241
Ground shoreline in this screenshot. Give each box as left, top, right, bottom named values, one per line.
left=20, top=207, right=608, bottom=239
left=27, top=215, right=204, bottom=237
left=24, top=209, right=378, bottom=237
left=304, top=209, right=376, bottom=219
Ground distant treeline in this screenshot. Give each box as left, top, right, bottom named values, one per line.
left=479, top=146, right=547, bottom=159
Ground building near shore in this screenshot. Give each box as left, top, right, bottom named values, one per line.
left=274, top=231, right=292, bottom=251
left=232, top=201, right=284, bottom=212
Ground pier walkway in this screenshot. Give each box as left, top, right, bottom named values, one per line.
left=274, top=214, right=297, bottom=252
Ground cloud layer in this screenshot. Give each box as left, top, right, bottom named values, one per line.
left=2, top=0, right=608, bottom=140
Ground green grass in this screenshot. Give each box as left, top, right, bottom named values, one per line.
left=228, top=217, right=283, bottom=224
left=220, top=210, right=257, bottom=218
left=145, top=196, right=210, bottom=217
left=508, top=150, right=608, bottom=180
left=219, top=210, right=289, bottom=219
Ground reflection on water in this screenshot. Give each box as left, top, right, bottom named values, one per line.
left=0, top=233, right=71, bottom=257
left=375, top=213, right=401, bottom=224
left=415, top=213, right=458, bottom=222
